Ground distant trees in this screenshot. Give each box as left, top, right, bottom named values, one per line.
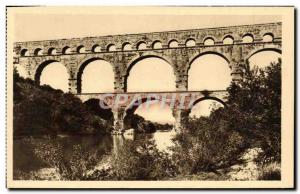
left=124, top=113, right=173, bottom=133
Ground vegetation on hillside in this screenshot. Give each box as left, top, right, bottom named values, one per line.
left=13, top=69, right=113, bottom=136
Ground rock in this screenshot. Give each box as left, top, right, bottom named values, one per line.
left=227, top=147, right=263, bottom=181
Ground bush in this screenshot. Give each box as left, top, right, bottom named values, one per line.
left=32, top=140, right=105, bottom=180
left=171, top=115, right=246, bottom=175
left=109, top=138, right=176, bottom=180
left=258, top=162, right=281, bottom=180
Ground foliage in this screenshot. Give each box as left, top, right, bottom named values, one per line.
left=226, top=60, right=281, bottom=163
left=172, top=59, right=281, bottom=175
left=257, top=162, right=281, bottom=180
left=26, top=139, right=105, bottom=180
left=13, top=68, right=112, bottom=136
left=124, top=113, right=173, bottom=133
left=109, top=138, right=176, bottom=180
left=171, top=114, right=246, bottom=175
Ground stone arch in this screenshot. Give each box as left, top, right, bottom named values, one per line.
left=152, top=40, right=162, bottom=49
left=34, top=48, right=43, bottom=56
left=107, top=44, right=116, bottom=52
left=185, top=38, right=196, bottom=47
left=187, top=51, right=231, bottom=91
left=246, top=47, right=282, bottom=69
left=77, top=45, right=86, bottom=53
left=124, top=54, right=176, bottom=92
left=136, top=41, right=147, bottom=50
left=168, top=39, right=179, bottom=48
left=122, top=42, right=132, bottom=51
left=62, top=46, right=72, bottom=54
left=188, top=96, right=227, bottom=117
left=34, top=60, right=68, bottom=85
left=92, top=44, right=101, bottom=52
left=242, top=33, right=254, bottom=43
left=187, top=51, right=230, bottom=71
left=20, top=49, right=29, bottom=56
left=246, top=47, right=282, bottom=60
left=76, top=57, right=115, bottom=93
left=48, top=47, right=57, bottom=55
left=203, top=37, right=215, bottom=46
left=262, top=33, right=274, bottom=42
left=223, top=35, right=234, bottom=44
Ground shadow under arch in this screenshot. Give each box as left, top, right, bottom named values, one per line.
left=76, top=57, right=115, bottom=94
left=34, top=60, right=61, bottom=84
left=187, top=51, right=230, bottom=73
left=246, top=47, right=282, bottom=61
left=124, top=55, right=176, bottom=92
left=83, top=98, right=114, bottom=122
left=188, top=96, right=227, bottom=115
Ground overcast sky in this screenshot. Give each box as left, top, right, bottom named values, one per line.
left=12, top=9, right=281, bottom=41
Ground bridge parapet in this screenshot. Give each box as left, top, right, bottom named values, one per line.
left=14, top=22, right=281, bottom=57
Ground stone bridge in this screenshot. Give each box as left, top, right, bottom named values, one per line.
left=13, top=22, right=282, bottom=133
left=77, top=90, right=228, bottom=133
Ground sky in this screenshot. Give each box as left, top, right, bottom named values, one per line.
left=13, top=9, right=281, bottom=123
left=13, top=11, right=281, bottom=42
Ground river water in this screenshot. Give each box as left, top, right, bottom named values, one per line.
left=13, top=130, right=176, bottom=178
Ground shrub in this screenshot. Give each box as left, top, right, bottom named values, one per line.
left=171, top=115, right=246, bottom=175
left=109, top=138, right=176, bottom=180
left=257, top=162, right=281, bottom=180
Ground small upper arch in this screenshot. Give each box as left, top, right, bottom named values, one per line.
left=223, top=35, right=234, bottom=45
left=242, top=33, right=254, bottom=43
left=136, top=41, right=148, bottom=50
left=185, top=38, right=196, bottom=47
left=92, top=44, right=101, bottom=52
left=107, top=44, right=116, bottom=52
left=48, top=47, right=57, bottom=55
left=122, top=42, right=132, bottom=51
left=77, top=45, right=86, bottom=53
left=62, top=46, right=72, bottom=54
left=203, top=37, right=215, bottom=46
left=262, top=33, right=274, bottom=42
left=168, top=39, right=179, bottom=48
left=34, top=48, right=43, bottom=56
left=152, top=40, right=163, bottom=49
left=20, top=49, right=29, bottom=57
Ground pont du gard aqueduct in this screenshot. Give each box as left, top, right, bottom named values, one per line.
left=13, top=22, right=282, bottom=134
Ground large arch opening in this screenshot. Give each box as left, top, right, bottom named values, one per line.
left=124, top=98, right=175, bottom=130
left=188, top=52, right=231, bottom=91
left=189, top=97, right=226, bottom=118
left=36, top=60, right=69, bottom=92
left=125, top=56, right=176, bottom=92
left=77, top=58, right=114, bottom=93
left=248, top=48, right=281, bottom=69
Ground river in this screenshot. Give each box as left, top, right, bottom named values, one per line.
left=13, top=130, right=176, bottom=179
